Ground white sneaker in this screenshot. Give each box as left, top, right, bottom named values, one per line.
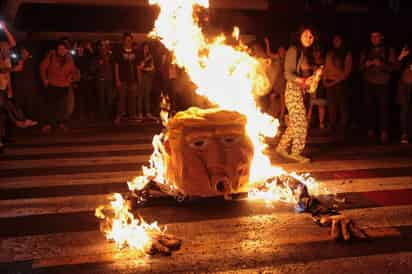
left=275, top=147, right=311, bottom=163
left=275, top=147, right=290, bottom=159
left=25, top=120, right=38, bottom=127
left=401, top=134, right=409, bottom=144
left=288, top=154, right=311, bottom=164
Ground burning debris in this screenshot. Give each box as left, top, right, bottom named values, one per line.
left=249, top=174, right=368, bottom=242
left=95, top=193, right=182, bottom=256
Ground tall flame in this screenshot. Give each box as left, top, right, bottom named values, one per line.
left=96, top=0, right=325, bottom=255
left=149, top=0, right=282, bottom=185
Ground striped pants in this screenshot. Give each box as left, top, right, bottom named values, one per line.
left=277, top=82, right=308, bottom=155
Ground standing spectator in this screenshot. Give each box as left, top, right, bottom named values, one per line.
left=396, top=43, right=412, bottom=144
left=138, top=42, right=156, bottom=120
left=92, top=41, right=114, bottom=121
left=360, top=31, right=396, bottom=143
left=114, top=33, right=139, bottom=123
left=276, top=26, right=319, bottom=163
left=39, top=40, right=79, bottom=133
left=323, top=34, right=352, bottom=133
left=264, top=37, right=287, bottom=122
left=74, top=41, right=96, bottom=120
left=0, top=21, right=16, bottom=151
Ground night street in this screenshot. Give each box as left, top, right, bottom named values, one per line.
left=1, top=0, right=412, bottom=273
left=1, top=123, right=411, bottom=273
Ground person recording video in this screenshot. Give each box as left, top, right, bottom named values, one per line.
left=0, top=22, right=38, bottom=153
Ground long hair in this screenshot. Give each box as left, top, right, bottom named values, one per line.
left=294, top=25, right=317, bottom=66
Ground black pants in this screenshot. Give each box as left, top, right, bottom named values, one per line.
left=1, top=91, right=30, bottom=141
left=364, top=82, right=389, bottom=132
left=96, top=79, right=114, bottom=120
left=76, top=79, right=96, bottom=119
left=326, top=82, right=348, bottom=129
left=398, top=83, right=412, bottom=135
left=0, top=91, right=7, bottom=140
left=42, top=85, right=68, bottom=127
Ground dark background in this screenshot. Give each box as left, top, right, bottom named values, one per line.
left=0, top=0, right=410, bottom=133
left=3, top=0, right=412, bottom=47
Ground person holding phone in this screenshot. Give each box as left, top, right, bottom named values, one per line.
left=360, top=31, right=396, bottom=144
left=323, top=34, right=353, bottom=134
left=0, top=21, right=16, bottom=151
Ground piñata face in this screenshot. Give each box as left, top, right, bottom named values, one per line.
left=163, top=108, right=254, bottom=197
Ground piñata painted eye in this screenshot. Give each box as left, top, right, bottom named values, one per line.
left=221, top=136, right=240, bottom=145
left=190, top=138, right=208, bottom=149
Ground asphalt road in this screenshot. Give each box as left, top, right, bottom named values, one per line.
left=1, top=122, right=411, bottom=274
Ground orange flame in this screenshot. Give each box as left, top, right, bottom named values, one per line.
left=95, top=193, right=163, bottom=253
left=97, top=0, right=325, bottom=255
left=149, top=0, right=281, bottom=184
left=232, top=26, right=240, bottom=41
left=147, top=0, right=324, bottom=202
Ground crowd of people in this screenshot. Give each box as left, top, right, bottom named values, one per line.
left=0, top=22, right=411, bottom=161
left=260, top=26, right=412, bottom=163
left=0, top=28, right=190, bottom=152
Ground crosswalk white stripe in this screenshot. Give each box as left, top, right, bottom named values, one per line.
left=1, top=205, right=410, bottom=268
left=1, top=176, right=412, bottom=217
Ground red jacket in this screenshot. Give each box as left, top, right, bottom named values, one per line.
left=40, top=51, right=79, bottom=88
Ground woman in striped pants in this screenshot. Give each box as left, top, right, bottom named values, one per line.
left=276, top=26, right=318, bottom=163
